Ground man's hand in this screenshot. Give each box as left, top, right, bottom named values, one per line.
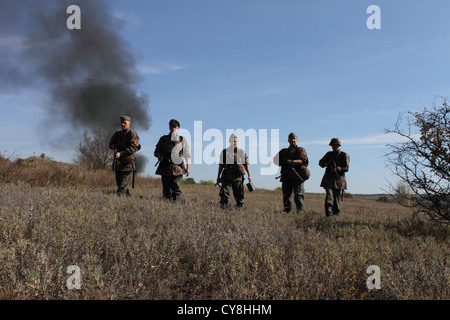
left=282, top=158, right=293, bottom=167
left=115, top=152, right=121, bottom=159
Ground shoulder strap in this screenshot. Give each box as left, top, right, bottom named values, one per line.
left=340, top=151, right=348, bottom=164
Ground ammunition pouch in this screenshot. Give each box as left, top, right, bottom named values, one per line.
left=223, top=164, right=244, bottom=181
left=235, top=164, right=245, bottom=175
left=172, top=162, right=185, bottom=176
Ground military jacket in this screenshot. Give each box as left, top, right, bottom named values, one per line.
left=109, top=129, right=141, bottom=172
left=219, top=147, right=248, bottom=182
left=319, top=150, right=350, bottom=190
left=154, top=134, right=190, bottom=176
left=274, top=145, right=309, bottom=182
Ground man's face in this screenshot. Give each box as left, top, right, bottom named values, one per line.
left=288, top=137, right=298, bottom=146
left=121, top=120, right=131, bottom=130
left=331, top=144, right=340, bottom=151
left=233, top=138, right=238, bottom=148
left=170, top=125, right=179, bottom=134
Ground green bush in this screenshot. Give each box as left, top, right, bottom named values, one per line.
left=199, top=180, right=215, bottom=186
left=181, top=178, right=196, bottom=185
left=376, top=195, right=391, bottom=203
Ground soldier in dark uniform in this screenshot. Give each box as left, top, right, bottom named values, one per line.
left=154, top=119, right=191, bottom=201
left=216, top=134, right=252, bottom=208
left=109, top=115, right=141, bottom=196
left=319, top=138, right=350, bottom=216
left=274, top=132, right=309, bottom=213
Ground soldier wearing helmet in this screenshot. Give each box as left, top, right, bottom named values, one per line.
left=318, top=138, right=350, bottom=216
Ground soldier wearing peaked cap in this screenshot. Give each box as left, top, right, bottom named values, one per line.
left=319, top=138, right=350, bottom=217
left=109, top=115, right=141, bottom=196
left=273, top=132, right=309, bottom=214
left=154, top=119, right=191, bottom=201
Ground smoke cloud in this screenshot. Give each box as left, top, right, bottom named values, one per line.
left=1, top=0, right=151, bottom=169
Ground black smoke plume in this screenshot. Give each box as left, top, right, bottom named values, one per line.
left=0, top=0, right=150, bottom=170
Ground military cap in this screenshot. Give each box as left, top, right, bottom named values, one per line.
left=120, top=115, right=131, bottom=122
left=169, top=119, right=180, bottom=127
left=288, top=132, right=297, bottom=139
left=329, top=138, right=341, bottom=146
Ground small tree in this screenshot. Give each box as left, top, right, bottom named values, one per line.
left=393, top=181, right=415, bottom=207
left=384, top=97, right=450, bottom=224
left=75, top=129, right=113, bottom=170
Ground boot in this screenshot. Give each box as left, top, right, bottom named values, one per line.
left=332, top=202, right=340, bottom=215
left=325, top=203, right=333, bottom=217
left=296, top=205, right=305, bottom=214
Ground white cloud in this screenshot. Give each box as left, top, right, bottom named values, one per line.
left=112, top=11, right=141, bottom=29
left=0, top=36, right=49, bottom=52
left=304, top=132, right=420, bottom=146
left=0, top=36, right=28, bottom=51
left=138, top=63, right=186, bottom=75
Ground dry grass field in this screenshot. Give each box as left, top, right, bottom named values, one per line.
left=0, top=156, right=448, bottom=300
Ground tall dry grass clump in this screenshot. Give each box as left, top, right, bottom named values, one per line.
left=0, top=155, right=448, bottom=299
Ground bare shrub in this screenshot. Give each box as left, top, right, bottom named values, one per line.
left=0, top=151, right=19, bottom=184
left=343, top=192, right=353, bottom=199
left=74, top=129, right=113, bottom=170
left=385, top=97, right=450, bottom=224
left=394, top=181, right=416, bottom=207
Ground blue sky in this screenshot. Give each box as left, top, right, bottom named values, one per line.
left=2, top=0, right=450, bottom=194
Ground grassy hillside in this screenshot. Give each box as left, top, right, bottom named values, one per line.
left=0, top=156, right=448, bottom=299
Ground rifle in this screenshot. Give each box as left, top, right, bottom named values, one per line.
left=327, top=156, right=345, bottom=201
left=216, top=169, right=223, bottom=187
left=290, top=166, right=304, bottom=182
left=156, top=153, right=172, bottom=167
left=112, top=149, right=117, bottom=171
left=132, top=158, right=136, bottom=189
left=326, top=159, right=339, bottom=177
left=276, top=166, right=304, bottom=181
left=275, top=158, right=304, bottom=182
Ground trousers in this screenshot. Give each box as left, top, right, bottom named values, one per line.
left=161, top=175, right=182, bottom=200
left=282, top=179, right=305, bottom=213
left=115, top=171, right=132, bottom=196
left=324, top=188, right=342, bottom=216
left=220, top=180, right=244, bottom=207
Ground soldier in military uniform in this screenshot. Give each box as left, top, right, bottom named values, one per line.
left=109, top=115, right=141, bottom=196
left=216, top=134, right=252, bottom=208
left=273, top=132, right=309, bottom=213
left=154, top=119, right=191, bottom=201
left=319, top=138, right=350, bottom=216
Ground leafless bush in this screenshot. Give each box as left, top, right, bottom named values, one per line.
left=74, top=129, right=113, bottom=170
left=0, top=151, right=19, bottom=183
left=385, top=97, right=450, bottom=224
